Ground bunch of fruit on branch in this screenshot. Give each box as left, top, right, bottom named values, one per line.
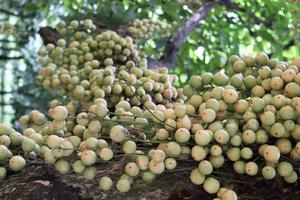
left=0, top=18, right=300, bottom=200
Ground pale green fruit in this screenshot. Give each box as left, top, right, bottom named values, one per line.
left=125, top=162, right=140, bottom=177
left=44, top=150, right=56, bottom=164
left=9, top=155, right=26, bottom=172
left=233, top=160, right=245, bottom=174
left=55, top=160, right=70, bottom=174
left=226, top=147, right=241, bottom=162
left=0, top=135, right=10, bottom=147
left=283, top=171, right=298, bottom=183
left=190, top=168, right=205, bottom=185
left=255, top=52, right=269, bottom=66
left=262, top=166, right=276, bottom=180
left=201, top=108, right=216, bottom=123
left=175, top=104, right=186, bottom=118
left=116, top=178, right=131, bottom=193
left=85, top=137, right=98, bottom=149
left=230, top=135, right=242, bottom=147
left=99, top=176, right=113, bottom=191
left=165, top=158, right=177, bottom=170
left=0, top=167, right=7, bottom=180
left=203, top=177, right=220, bottom=194
left=72, top=160, right=86, bottom=173
left=260, top=111, right=276, bottom=126
left=189, top=75, right=202, bottom=89
left=210, top=145, right=222, bottom=156
left=209, top=155, right=225, bottom=169
left=221, top=190, right=238, bottom=200
left=277, top=161, right=293, bottom=177
left=214, top=130, right=230, bottom=144
left=195, top=130, right=211, bottom=146
left=245, top=162, right=258, bottom=176
left=46, top=135, right=61, bottom=149
left=151, top=149, right=166, bottom=163
left=136, top=155, right=149, bottom=170
left=83, top=166, right=96, bottom=180
left=149, top=160, right=165, bottom=174
left=198, top=160, right=213, bottom=175
left=242, top=130, right=256, bottom=144
left=263, top=145, right=280, bottom=162
left=22, top=138, right=36, bottom=152
left=141, top=171, right=156, bottom=182
left=256, top=129, right=269, bottom=144
left=80, top=150, right=97, bottom=166
left=110, top=125, right=126, bottom=143
left=9, top=131, right=24, bottom=147
left=51, top=106, right=68, bottom=121
left=98, top=147, right=113, bottom=161
left=223, top=89, right=238, bottom=104
left=156, top=129, right=169, bottom=141
left=240, top=147, right=253, bottom=160
left=270, top=123, right=285, bottom=138
left=276, top=138, right=292, bottom=154
left=175, top=128, right=190, bottom=143
left=191, top=145, right=207, bottom=161
left=166, top=142, right=181, bottom=157
left=123, top=140, right=136, bottom=154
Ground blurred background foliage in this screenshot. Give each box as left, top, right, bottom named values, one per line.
left=0, top=0, right=299, bottom=124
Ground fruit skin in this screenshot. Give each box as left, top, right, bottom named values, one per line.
left=203, top=177, right=220, bottom=194
left=116, top=178, right=131, bottom=193
left=9, top=156, right=26, bottom=172
left=99, top=176, right=113, bottom=191
left=262, top=166, right=276, bottom=180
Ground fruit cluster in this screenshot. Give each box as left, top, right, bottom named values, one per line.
left=1, top=18, right=300, bottom=200
left=127, top=19, right=175, bottom=44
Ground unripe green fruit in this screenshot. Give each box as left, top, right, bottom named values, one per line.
left=151, top=149, right=166, bottom=163
left=221, top=190, right=238, bottom=200
left=156, top=128, right=169, bottom=141
left=81, top=150, right=97, bottom=166
left=0, top=135, right=10, bottom=147
left=255, top=52, right=269, bottom=66
left=203, top=177, right=220, bottom=194
left=277, top=161, right=293, bottom=177
left=201, top=108, right=216, bottom=123
left=233, top=60, right=246, bottom=72
left=201, top=72, right=213, bottom=85
left=191, top=145, right=207, bottom=161
left=214, top=130, right=230, bottom=144
left=136, top=155, right=149, bottom=170
left=240, top=147, right=253, bottom=160
left=46, top=135, right=61, bottom=149
left=55, top=160, right=70, bottom=174
left=195, top=130, right=211, bottom=146
left=72, top=160, right=86, bottom=174
left=165, top=158, right=177, bottom=170
left=262, top=166, right=276, bottom=180
left=44, top=150, right=56, bottom=164
left=10, top=131, right=24, bottom=146
left=246, top=119, right=259, bottom=131
left=174, top=104, right=186, bottom=118
left=166, top=141, right=181, bottom=157
left=242, top=130, right=256, bottom=144
left=250, top=97, right=265, bottom=113
left=270, top=123, right=286, bottom=138
left=141, top=171, right=156, bottom=182
left=190, top=168, right=205, bottom=185
left=233, top=160, right=245, bottom=174
left=83, top=166, right=96, bottom=180
left=283, top=120, right=295, bottom=132
left=110, top=125, right=126, bottom=143
left=278, top=105, right=295, bottom=120
left=276, top=138, right=292, bottom=154
left=206, top=99, right=219, bottom=111
left=226, top=147, right=241, bottom=162
left=85, top=137, right=98, bottom=149
left=245, top=162, right=258, bottom=176
left=198, top=160, right=213, bottom=175
left=9, top=155, right=26, bottom=172
left=189, top=75, right=202, bottom=89
left=209, top=149, right=225, bottom=165
left=116, top=178, right=131, bottom=193
left=98, top=147, right=113, bottom=161
left=175, top=128, right=190, bottom=143
left=263, top=145, right=280, bottom=162
left=260, top=111, right=276, bottom=126
left=125, top=162, right=140, bottom=177
left=283, top=171, right=298, bottom=183
left=99, top=176, right=113, bottom=191
left=22, top=138, right=36, bottom=152
left=123, top=140, right=136, bottom=154
left=213, top=72, right=228, bottom=86
left=0, top=167, right=7, bottom=180
left=230, top=135, right=242, bottom=147
left=149, top=160, right=165, bottom=174
left=244, top=75, right=256, bottom=88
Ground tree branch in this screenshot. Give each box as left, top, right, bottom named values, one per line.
left=149, top=0, right=222, bottom=69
